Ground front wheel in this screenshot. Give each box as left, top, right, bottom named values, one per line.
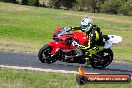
left=90, top=49, right=113, bottom=69
left=38, top=44, right=57, bottom=64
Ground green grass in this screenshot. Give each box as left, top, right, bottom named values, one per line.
left=0, top=68, right=132, bottom=88
left=0, top=2, right=132, bottom=62
left=69, top=11, right=132, bottom=21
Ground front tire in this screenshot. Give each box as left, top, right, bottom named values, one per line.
left=90, top=49, right=113, bottom=69
left=38, top=44, right=57, bottom=64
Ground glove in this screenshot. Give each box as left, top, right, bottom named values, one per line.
left=72, top=40, right=89, bottom=50
left=72, top=40, right=83, bottom=48
left=63, top=27, right=72, bottom=32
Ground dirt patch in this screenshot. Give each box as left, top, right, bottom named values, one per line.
left=6, top=5, right=31, bottom=12
left=0, top=18, right=22, bottom=24
left=0, top=39, right=39, bottom=53
left=63, top=13, right=132, bottom=24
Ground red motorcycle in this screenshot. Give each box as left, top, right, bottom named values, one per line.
left=38, top=27, right=121, bottom=69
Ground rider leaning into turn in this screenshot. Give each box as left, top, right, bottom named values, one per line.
left=62, top=17, right=106, bottom=59
left=79, top=17, right=104, bottom=50
left=65, top=17, right=105, bottom=51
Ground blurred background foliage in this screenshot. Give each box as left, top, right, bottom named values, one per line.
left=0, top=0, right=132, bottom=16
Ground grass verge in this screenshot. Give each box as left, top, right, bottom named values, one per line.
left=0, top=68, right=132, bottom=88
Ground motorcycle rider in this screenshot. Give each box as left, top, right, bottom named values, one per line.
left=81, top=17, right=105, bottom=50
left=64, top=17, right=105, bottom=52
left=82, top=17, right=103, bottom=48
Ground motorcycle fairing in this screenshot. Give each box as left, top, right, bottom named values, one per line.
left=48, top=42, right=75, bottom=55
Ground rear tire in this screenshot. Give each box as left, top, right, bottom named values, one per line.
left=90, top=49, right=113, bottom=69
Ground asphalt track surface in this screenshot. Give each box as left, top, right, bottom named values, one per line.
left=0, top=51, right=132, bottom=76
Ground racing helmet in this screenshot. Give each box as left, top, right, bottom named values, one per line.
left=81, top=17, right=93, bottom=32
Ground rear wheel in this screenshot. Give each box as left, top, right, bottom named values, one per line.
left=38, top=44, right=57, bottom=64
left=90, top=49, right=113, bottom=69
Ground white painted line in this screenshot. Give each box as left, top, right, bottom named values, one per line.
left=0, top=65, right=99, bottom=74
left=114, top=61, right=132, bottom=65
left=114, top=61, right=128, bottom=64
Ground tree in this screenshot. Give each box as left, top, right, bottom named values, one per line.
left=73, top=0, right=105, bottom=12
left=90, top=0, right=98, bottom=13
left=0, top=0, right=17, bottom=3
left=28, top=0, right=39, bottom=6
left=73, top=0, right=92, bottom=11
left=49, top=0, right=61, bottom=9
left=21, top=0, right=29, bottom=5
left=49, top=0, right=76, bottom=10
left=118, top=1, right=132, bottom=15
left=100, top=0, right=132, bottom=15
left=101, top=0, right=122, bottom=14
left=60, top=0, right=76, bottom=10
left=9, top=0, right=16, bottom=3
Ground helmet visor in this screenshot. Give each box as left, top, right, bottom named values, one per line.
left=81, top=25, right=89, bottom=30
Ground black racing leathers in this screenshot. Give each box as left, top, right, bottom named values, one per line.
left=87, top=25, right=104, bottom=49
left=72, top=25, right=104, bottom=49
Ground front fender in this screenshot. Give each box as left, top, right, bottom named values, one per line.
left=48, top=41, right=76, bottom=55
left=48, top=42, right=59, bottom=55
left=48, top=42, right=57, bottom=47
